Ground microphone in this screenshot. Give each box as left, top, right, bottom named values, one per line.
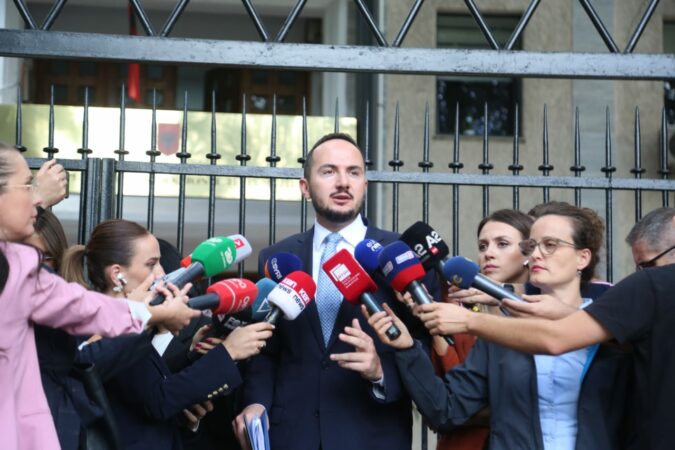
left=250, top=278, right=278, bottom=321
left=150, top=266, right=188, bottom=292
left=264, top=252, right=303, bottom=282
left=150, top=236, right=237, bottom=305
left=400, top=221, right=450, bottom=277
left=187, top=278, right=258, bottom=314
left=179, top=234, right=253, bottom=268
left=354, top=239, right=390, bottom=288
left=354, top=239, right=383, bottom=272
left=378, top=241, right=454, bottom=345
left=211, top=278, right=277, bottom=335
left=322, top=249, right=401, bottom=340
left=264, top=271, right=316, bottom=325
left=442, top=256, right=523, bottom=303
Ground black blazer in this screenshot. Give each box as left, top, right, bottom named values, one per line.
left=396, top=337, right=631, bottom=450
left=82, top=333, right=242, bottom=450
left=243, top=223, right=434, bottom=450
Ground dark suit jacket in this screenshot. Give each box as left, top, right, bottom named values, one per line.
left=243, top=223, right=432, bottom=450
left=83, top=334, right=243, bottom=450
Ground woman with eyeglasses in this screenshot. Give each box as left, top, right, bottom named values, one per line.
left=367, top=201, right=631, bottom=450
left=409, top=209, right=532, bottom=450
left=0, top=143, right=199, bottom=449
left=24, top=208, right=94, bottom=450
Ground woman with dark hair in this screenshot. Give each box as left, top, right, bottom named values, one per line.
left=0, top=143, right=199, bottom=450
left=410, top=209, right=531, bottom=450
left=369, top=202, right=630, bottom=450
left=25, top=207, right=68, bottom=271
left=62, top=219, right=275, bottom=450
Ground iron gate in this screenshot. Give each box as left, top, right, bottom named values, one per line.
left=1, top=1, right=675, bottom=447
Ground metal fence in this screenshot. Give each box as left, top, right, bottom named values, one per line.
left=2, top=0, right=675, bottom=448
left=12, top=85, right=674, bottom=275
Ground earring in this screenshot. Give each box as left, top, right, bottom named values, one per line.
left=112, top=273, right=127, bottom=293
left=576, top=269, right=582, bottom=276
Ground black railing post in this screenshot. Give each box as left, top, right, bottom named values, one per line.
left=601, top=107, right=616, bottom=282
left=449, top=102, right=463, bottom=255
left=100, top=158, right=116, bottom=223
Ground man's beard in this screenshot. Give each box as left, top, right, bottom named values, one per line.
left=311, top=194, right=364, bottom=224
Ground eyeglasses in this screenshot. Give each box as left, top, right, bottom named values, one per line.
left=635, top=245, right=675, bottom=270
left=519, top=237, right=578, bottom=256
left=5, top=182, right=36, bottom=192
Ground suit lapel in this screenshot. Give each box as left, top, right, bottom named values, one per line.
left=294, top=228, right=326, bottom=352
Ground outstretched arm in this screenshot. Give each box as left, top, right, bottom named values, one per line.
left=417, top=302, right=611, bottom=355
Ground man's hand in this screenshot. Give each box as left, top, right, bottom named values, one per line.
left=233, top=403, right=267, bottom=450
left=502, top=294, right=577, bottom=320
left=36, top=159, right=67, bottom=207
left=330, top=318, right=384, bottom=381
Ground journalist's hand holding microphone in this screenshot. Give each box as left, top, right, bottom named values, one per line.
left=502, top=294, right=577, bottom=319
left=366, top=304, right=414, bottom=350
left=123, top=272, right=200, bottom=334
left=191, top=323, right=274, bottom=360
left=223, top=323, right=275, bottom=360
left=416, top=302, right=473, bottom=336
left=445, top=284, right=501, bottom=306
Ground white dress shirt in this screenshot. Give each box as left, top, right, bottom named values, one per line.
left=311, top=216, right=386, bottom=396
left=311, top=216, right=368, bottom=282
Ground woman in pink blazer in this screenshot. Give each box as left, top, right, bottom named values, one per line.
left=0, top=144, right=199, bottom=449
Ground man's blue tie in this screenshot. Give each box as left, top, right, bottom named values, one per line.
left=316, top=232, right=343, bottom=346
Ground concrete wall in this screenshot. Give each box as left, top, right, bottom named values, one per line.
left=383, top=0, right=674, bottom=280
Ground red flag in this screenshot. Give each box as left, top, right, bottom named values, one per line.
left=127, top=5, right=141, bottom=103
left=158, top=123, right=180, bottom=155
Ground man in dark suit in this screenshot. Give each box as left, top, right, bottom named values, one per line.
left=233, top=132, right=429, bottom=450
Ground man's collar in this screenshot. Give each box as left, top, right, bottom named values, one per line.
left=313, top=215, right=366, bottom=251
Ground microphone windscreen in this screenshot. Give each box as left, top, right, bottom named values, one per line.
left=267, top=271, right=316, bottom=320
left=191, top=236, right=237, bottom=277
left=400, top=221, right=450, bottom=269
left=229, top=234, right=253, bottom=264
left=354, top=239, right=383, bottom=272
left=441, top=256, right=480, bottom=289
left=322, top=249, right=377, bottom=305
left=377, top=241, right=427, bottom=292
left=180, top=254, right=191, bottom=268
left=264, top=252, right=303, bottom=282
left=206, top=278, right=258, bottom=315
left=251, top=278, right=277, bottom=321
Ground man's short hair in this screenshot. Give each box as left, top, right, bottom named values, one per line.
left=626, top=207, right=675, bottom=249
left=303, top=132, right=361, bottom=180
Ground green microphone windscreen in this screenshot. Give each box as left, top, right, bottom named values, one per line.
left=191, top=236, right=237, bottom=277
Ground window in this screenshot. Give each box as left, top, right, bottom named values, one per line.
left=436, top=14, right=522, bottom=136
left=32, top=60, right=177, bottom=108
left=204, top=69, right=311, bottom=115
left=665, top=22, right=675, bottom=125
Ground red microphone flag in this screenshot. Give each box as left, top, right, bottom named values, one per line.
left=322, top=249, right=377, bottom=305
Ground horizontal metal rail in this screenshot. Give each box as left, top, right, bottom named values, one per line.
left=1, top=30, right=673, bottom=80
left=25, top=158, right=674, bottom=192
